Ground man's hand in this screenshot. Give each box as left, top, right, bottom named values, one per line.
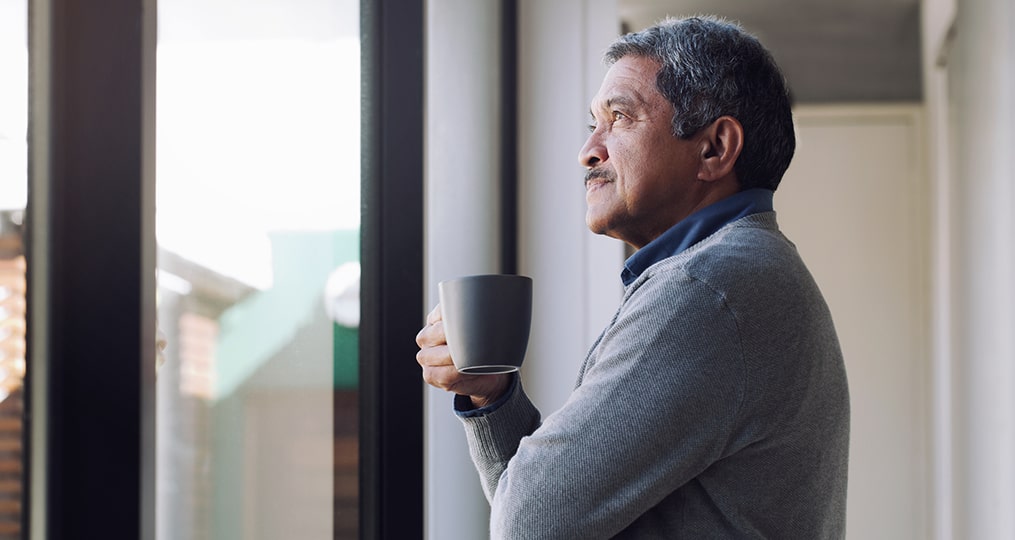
left=415, top=304, right=510, bottom=408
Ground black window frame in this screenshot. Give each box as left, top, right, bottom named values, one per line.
left=358, top=0, right=424, bottom=538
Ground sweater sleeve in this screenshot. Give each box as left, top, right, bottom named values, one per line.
left=457, top=375, right=542, bottom=501
left=463, top=268, right=747, bottom=539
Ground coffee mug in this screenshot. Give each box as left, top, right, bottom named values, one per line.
left=438, top=274, right=533, bottom=374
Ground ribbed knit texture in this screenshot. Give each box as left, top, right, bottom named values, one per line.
left=459, top=212, right=850, bottom=539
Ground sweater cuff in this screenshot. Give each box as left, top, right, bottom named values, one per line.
left=458, top=376, right=540, bottom=467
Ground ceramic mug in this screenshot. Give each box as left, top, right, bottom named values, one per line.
left=438, top=274, right=532, bottom=374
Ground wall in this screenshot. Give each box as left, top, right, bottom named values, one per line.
left=516, top=0, right=624, bottom=418
left=778, top=105, right=929, bottom=539
left=923, top=0, right=1015, bottom=538
left=425, top=1, right=503, bottom=538
left=921, top=1, right=957, bottom=537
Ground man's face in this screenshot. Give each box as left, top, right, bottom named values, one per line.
left=579, top=55, right=704, bottom=248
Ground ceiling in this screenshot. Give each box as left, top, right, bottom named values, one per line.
left=618, top=0, right=923, bottom=103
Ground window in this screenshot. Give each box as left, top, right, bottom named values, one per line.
left=23, top=1, right=423, bottom=537
left=0, top=1, right=26, bottom=537
left=155, top=1, right=361, bottom=536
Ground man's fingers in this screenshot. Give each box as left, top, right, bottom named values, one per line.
left=418, top=304, right=476, bottom=396
left=425, top=303, right=443, bottom=326
left=415, top=320, right=447, bottom=348
left=421, top=364, right=459, bottom=390
left=416, top=343, right=453, bottom=367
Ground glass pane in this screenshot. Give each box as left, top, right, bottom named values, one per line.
left=155, top=2, right=360, bottom=538
left=0, top=0, right=27, bottom=537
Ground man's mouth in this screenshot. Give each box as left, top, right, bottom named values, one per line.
left=585, top=168, right=615, bottom=189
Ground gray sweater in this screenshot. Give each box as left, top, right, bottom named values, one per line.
left=459, top=212, right=850, bottom=539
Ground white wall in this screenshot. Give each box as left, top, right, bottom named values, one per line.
left=923, top=0, right=1015, bottom=538
left=425, top=1, right=503, bottom=538
left=921, top=1, right=957, bottom=538
left=517, top=0, right=624, bottom=416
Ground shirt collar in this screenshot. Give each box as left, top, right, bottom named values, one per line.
left=621, top=188, right=774, bottom=286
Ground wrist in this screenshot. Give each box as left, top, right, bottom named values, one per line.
left=468, top=373, right=512, bottom=409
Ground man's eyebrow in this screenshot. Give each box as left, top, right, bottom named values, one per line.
left=590, top=94, right=643, bottom=118
left=605, top=95, right=640, bottom=109
left=584, top=93, right=645, bottom=121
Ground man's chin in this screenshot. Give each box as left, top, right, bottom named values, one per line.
left=585, top=213, right=611, bottom=237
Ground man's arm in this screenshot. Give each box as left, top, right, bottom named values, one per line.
left=469, top=270, right=746, bottom=539
left=415, top=303, right=543, bottom=502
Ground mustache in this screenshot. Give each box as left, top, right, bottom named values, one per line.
left=584, top=167, right=616, bottom=185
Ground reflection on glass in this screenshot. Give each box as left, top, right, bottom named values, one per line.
left=155, top=1, right=360, bottom=538
left=0, top=1, right=27, bottom=537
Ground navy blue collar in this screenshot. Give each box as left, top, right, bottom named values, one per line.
left=621, top=188, right=774, bottom=286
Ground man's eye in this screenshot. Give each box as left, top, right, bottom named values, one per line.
left=586, top=123, right=597, bottom=133
left=612, top=111, right=626, bottom=121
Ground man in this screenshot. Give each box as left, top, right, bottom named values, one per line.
left=416, top=16, right=849, bottom=539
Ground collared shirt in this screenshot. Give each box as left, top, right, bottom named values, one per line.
left=621, top=188, right=774, bottom=286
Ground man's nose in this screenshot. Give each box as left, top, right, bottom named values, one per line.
left=578, top=132, right=608, bottom=168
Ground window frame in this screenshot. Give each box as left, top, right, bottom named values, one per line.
left=358, top=0, right=425, bottom=537
left=26, top=0, right=156, bottom=536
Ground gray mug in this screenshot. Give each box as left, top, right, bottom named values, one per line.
left=438, top=274, right=533, bottom=374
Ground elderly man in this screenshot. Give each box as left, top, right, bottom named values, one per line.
left=417, top=16, right=849, bottom=539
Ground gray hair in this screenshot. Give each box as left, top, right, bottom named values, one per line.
left=605, top=16, right=795, bottom=191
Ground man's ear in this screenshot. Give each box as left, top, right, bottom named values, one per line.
left=698, top=116, right=744, bottom=182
